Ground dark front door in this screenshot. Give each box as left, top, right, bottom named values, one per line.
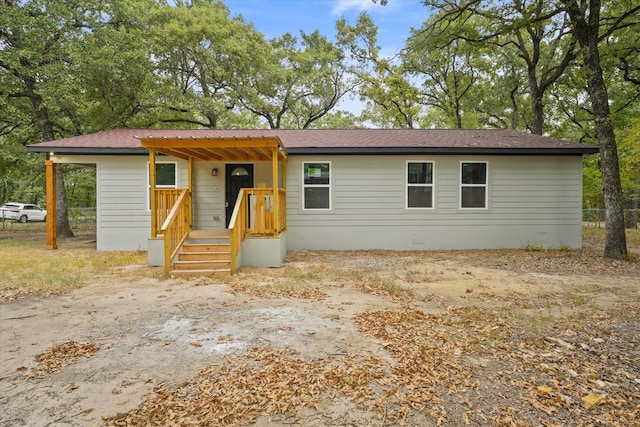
left=225, top=164, right=254, bottom=227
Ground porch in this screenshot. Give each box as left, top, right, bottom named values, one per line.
left=140, top=135, right=288, bottom=277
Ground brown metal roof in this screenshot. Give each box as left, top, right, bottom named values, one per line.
left=26, top=128, right=599, bottom=156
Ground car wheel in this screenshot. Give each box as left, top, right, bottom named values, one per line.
left=19, top=215, right=28, bottom=223
left=43, top=216, right=47, bottom=222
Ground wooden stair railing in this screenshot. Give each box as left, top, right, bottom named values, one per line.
left=228, top=187, right=286, bottom=274
left=153, top=188, right=184, bottom=237
left=228, top=189, right=246, bottom=274
left=160, top=189, right=190, bottom=277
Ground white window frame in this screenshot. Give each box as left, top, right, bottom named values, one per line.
left=302, top=161, right=332, bottom=211
left=459, top=161, right=488, bottom=210
left=147, top=161, right=178, bottom=211
left=406, top=161, right=435, bottom=209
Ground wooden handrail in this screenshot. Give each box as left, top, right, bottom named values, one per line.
left=160, top=189, right=191, bottom=277
left=153, top=189, right=184, bottom=237
left=229, top=189, right=247, bottom=274
left=228, top=187, right=287, bottom=274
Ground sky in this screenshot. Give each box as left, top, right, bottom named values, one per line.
left=224, top=0, right=429, bottom=57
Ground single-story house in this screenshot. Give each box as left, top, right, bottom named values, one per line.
left=27, top=128, right=599, bottom=276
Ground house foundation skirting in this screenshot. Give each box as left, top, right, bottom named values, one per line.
left=148, top=237, right=164, bottom=267
left=239, top=231, right=288, bottom=268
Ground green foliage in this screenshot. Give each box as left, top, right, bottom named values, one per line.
left=238, top=28, right=352, bottom=129
left=582, top=155, right=603, bottom=210
left=618, top=119, right=640, bottom=203
left=147, top=0, right=266, bottom=128
left=337, top=13, right=424, bottom=128
left=0, top=140, right=45, bottom=204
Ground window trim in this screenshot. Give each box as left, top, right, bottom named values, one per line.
left=147, top=161, right=178, bottom=211
left=459, top=161, right=488, bottom=210
left=406, top=160, right=435, bottom=210
left=302, top=161, right=332, bottom=211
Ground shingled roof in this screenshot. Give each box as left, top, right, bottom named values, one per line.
left=26, top=128, right=599, bottom=156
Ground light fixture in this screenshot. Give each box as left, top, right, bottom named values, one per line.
left=211, top=168, right=218, bottom=176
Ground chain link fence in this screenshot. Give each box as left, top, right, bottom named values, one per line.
left=583, top=209, right=639, bottom=229
left=69, top=207, right=96, bottom=231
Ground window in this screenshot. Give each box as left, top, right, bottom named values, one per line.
left=148, top=162, right=177, bottom=209
left=303, top=162, right=331, bottom=210
left=460, top=162, right=487, bottom=209
left=155, top=162, right=177, bottom=187
left=407, top=161, right=434, bottom=208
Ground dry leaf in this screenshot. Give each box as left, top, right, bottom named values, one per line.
left=582, top=392, right=605, bottom=409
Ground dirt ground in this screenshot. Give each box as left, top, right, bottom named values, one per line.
left=1, top=229, right=639, bottom=426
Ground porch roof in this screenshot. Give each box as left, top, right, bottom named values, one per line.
left=138, top=135, right=287, bottom=162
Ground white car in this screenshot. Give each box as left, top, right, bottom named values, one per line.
left=0, top=203, right=47, bottom=223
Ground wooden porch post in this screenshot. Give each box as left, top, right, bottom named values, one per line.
left=149, top=150, right=157, bottom=237
left=282, top=156, right=287, bottom=190
left=272, top=147, right=279, bottom=234
left=187, top=156, right=193, bottom=227
left=45, top=159, right=57, bottom=250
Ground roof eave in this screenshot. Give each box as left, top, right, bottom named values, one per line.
left=286, top=147, right=599, bottom=156
left=26, top=146, right=149, bottom=155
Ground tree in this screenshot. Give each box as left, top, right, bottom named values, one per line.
left=561, top=0, right=637, bottom=258
left=238, top=30, right=354, bottom=129
left=0, top=0, right=98, bottom=237
left=405, top=14, right=483, bottom=129
left=337, top=13, right=423, bottom=128
left=0, top=0, right=159, bottom=237
left=78, top=2, right=160, bottom=130
left=415, top=0, right=579, bottom=134
left=618, top=119, right=640, bottom=228
left=148, top=0, right=265, bottom=129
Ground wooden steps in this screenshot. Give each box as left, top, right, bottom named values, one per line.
left=169, top=231, right=232, bottom=278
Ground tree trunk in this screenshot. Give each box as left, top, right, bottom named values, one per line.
left=55, top=165, right=74, bottom=237
left=563, top=0, right=627, bottom=258
left=28, top=79, right=75, bottom=238
left=530, top=94, right=544, bottom=135
left=510, top=86, right=519, bottom=129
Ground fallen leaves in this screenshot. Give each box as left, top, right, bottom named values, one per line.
left=443, top=303, right=640, bottom=426
left=104, top=308, right=478, bottom=426
left=101, top=298, right=640, bottom=426
left=26, top=341, right=100, bottom=380
left=103, top=346, right=339, bottom=426
left=5, top=240, right=639, bottom=426
left=582, top=392, right=605, bottom=409
left=227, top=272, right=327, bottom=300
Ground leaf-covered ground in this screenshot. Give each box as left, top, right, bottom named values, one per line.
left=1, top=227, right=638, bottom=426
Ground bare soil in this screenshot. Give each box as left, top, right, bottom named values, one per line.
left=1, top=228, right=639, bottom=426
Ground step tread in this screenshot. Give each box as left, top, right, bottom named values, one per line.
left=171, top=268, right=231, bottom=273
left=174, top=260, right=230, bottom=265
left=180, top=251, right=231, bottom=255
left=170, top=269, right=231, bottom=276
left=183, top=242, right=230, bottom=247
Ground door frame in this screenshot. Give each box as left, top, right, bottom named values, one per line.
left=225, top=163, right=254, bottom=227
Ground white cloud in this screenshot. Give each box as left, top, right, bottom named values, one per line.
left=331, top=0, right=379, bottom=15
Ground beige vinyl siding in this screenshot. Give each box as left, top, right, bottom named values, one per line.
left=191, top=160, right=282, bottom=229
left=286, top=155, right=583, bottom=250
left=99, top=156, right=188, bottom=250
left=53, top=155, right=189, bottom=251
left=97, top=157, right=151, bottom=250
left=52, top=152, right=584, bottom=252
left=192, top=161, right=225, bottom=230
